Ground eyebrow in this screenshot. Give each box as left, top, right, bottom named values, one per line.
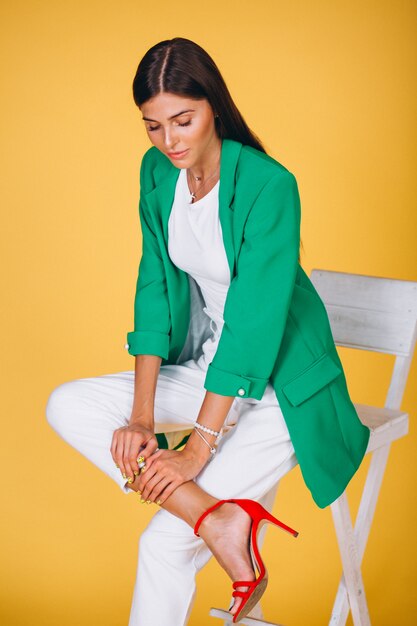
left=142, top=109, right=195, bottom=122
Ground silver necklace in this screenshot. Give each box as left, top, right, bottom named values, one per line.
left=186, top=158, right=220, bottom=203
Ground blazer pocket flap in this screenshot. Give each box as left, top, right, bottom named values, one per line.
left=281, top=353, right=342, bottom=407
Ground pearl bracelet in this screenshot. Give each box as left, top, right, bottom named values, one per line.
left=193, top=420, right=221, bottom=437
left=193, top=427, right=217, bottom=460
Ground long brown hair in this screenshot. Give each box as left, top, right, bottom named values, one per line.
left=132, top=37, right=303, bottom=262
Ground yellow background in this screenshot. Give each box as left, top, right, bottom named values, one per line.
left=1, top=1, right=416, bottom=625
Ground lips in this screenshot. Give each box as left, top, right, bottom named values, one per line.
left=167, top=148, right=189, bottom=158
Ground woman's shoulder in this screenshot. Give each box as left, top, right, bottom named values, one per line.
left=237, top=142, right=297, bottom=200
left=240, top=142, right=295, bottom=181
left=140, top=145, right=161, bottom=171
left=138, top=145, right=170, bottom=193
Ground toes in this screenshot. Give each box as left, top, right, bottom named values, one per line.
left=229, top=586, right=249, bottom=615
left=229, top=596, right=241, bottom=614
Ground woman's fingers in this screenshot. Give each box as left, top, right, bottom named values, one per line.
left=112, top=428, right=129, bottom=480
left=136, top=451, right=185, bottom=503
left=137, top=452, right=165, bottom=490
left=132, top=443, right=145, bottom=479
left=137, top=461, right=158, bottom=493
left=146, top=475, right=172, bottom=503
left=151, top=479, right=178, bottom=505
left=144, top=447, right=163, bottom=468
left=111, top=428, right=124, bottom=468
left=133, top=437, right=158, bottom=477
left=123, top=432, right=139, bottom=482
left=125, top=432, right=152, bottom=482
left=121, top=430, right=135, bottom=483
left=110, top=425, right=162, bottom=485
left=140, top=436, right=160, bottom=460
left=147, top=476, right=174, bottom=505
left=111, top=428, right=141, bottom=483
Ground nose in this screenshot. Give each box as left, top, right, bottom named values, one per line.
left=163, top=128, right=179, bottom=151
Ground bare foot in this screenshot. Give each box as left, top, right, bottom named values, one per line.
left=196, top=502, right=257, bottom=618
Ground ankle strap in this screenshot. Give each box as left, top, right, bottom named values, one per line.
left=194, top=499, right=235, bottom=537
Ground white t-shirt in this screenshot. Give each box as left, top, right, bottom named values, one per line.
left=168, top=167, right=228, bottom=371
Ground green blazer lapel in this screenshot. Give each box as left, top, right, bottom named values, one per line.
left=145, top=137, right=243, bottom=282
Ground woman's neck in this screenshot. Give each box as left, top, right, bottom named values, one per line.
left=188, top=137, right=222, bottom=181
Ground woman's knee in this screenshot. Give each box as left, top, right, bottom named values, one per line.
left=45, top=379, right=84, bottom=436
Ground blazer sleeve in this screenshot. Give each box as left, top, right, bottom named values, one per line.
left=125, top=157, right=171, bottom=358
left=204, top=169, right=301, bottom=399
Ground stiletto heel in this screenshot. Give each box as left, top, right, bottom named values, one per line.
left=194, top=498, right=299, bottom=623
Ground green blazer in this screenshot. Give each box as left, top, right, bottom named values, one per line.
left=126, top=137, right=370, bottom=509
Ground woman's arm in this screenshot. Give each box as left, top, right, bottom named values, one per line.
left=111, top=355, right=161, bottom=483
left=129, top=354, right=161, bottom=427
left=126, top=151, right=171, bottom=359
left=183, top=391, right=235, bottom=463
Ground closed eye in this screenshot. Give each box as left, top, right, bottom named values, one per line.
left=148, top=120, right=192, bottom=132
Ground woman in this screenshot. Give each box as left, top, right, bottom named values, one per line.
left=46, top=37, right=371, bottom=625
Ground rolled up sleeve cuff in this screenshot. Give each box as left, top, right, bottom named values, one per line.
left=125, top=330, right=170, bottom=359
left=204, top=363, right=269, bottom=400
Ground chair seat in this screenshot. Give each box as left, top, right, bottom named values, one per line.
left=209, top=607, right=285, bottom=625
left=354, top=403, right=409, bottom=453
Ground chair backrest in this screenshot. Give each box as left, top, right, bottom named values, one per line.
left=309, top=269, right=417, bottom=411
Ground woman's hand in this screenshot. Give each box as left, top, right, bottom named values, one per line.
left=110, top=420, right=159, bottom=483
left=137, top=448, right=207, bottom=504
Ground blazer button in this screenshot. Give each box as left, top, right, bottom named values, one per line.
left=237, top=388, right=246, bottom=396
left=124, top=343, right=130, bottom=350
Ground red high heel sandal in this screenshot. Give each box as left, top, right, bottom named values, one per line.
left=194, top=498, right=299, bottom=624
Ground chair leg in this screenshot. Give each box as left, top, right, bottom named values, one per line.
left=330, top=491, right=371, bottom=625
left=329, top=444, right=391, bottom=625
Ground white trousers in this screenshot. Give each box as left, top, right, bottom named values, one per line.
left=46, top=358, right=298, bottom=626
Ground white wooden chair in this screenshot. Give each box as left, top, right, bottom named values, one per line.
left=158, top=269, right=417, bottom=626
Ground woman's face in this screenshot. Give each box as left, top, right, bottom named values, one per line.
left=140, top=92, right=220, bottom=168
